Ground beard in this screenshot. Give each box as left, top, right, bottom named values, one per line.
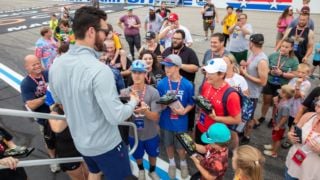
left=94, top=33, right=104, bottom=52
left=149, top=13, right=156, bottom=21
left=172, top=42, right=183, bottom=50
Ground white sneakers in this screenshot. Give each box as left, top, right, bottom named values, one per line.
left=180, top=164, right=189, bottom=179
left=138, top=170, right=160, bottom=180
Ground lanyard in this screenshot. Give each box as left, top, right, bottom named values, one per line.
left=246, top=52, right=262, bottom=66
left=168, top=77, right=181, bottom=95
left=295, top=26, right=306, bottom=38
left=204, top=83, right=224, bottom=102
left=145, top=73, right=152, bottom=85
left=132, top=85, right=146, bottom=102
left=304, top=117, right=320, bottom=145
left=29, top=74, right=46, bottom=85
left=276, top=54, right=288, bottom=70
left=172, top=45, right=184, bottom=55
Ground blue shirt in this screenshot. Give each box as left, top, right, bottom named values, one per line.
left=20, top=71, right=50, bottom=125
left=157, top=77, right=194, bottom=132
left=313, top=43, right=320, bottom=61
left=49, top=45, right=138, bottom=156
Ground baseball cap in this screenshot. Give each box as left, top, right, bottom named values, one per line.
left=131, top=60, right=147, bottom=72
left=300, top=6, right=310, bottom=14
left=250, top=33, right=264, bottom=45
left=145, top=31, right=156, bottom=40
left=127, top=6, right=133, bottom=11
left=160, top=54, right=182, bottom=67
left=168, top=13, right=179, bottom=22
left=203, top=58, right=227, bottom=74
left=149, top=6, right=155, bottom=11
left=201, top=123, right=231, bottom=144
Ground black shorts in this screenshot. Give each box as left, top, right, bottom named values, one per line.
left=60, top=162, right=81, bottom=172
left=313, top=60, right=320, bottom=66
left=262, top=82, right=281, bottom=97
left=0, top=167, right=27, bottom=180
left=39, top=121, right=56, bottom=150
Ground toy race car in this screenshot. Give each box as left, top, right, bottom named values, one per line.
left=193, top=96, right=212, bottom=114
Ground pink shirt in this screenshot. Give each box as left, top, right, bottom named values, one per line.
left=278, top=16, right=293, bottom=33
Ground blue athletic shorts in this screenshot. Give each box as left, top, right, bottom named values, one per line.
left=82, top=142, right=132, bottom=179
left=128, top=135, right=160, bottom=159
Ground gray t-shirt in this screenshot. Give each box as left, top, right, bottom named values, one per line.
left=246, top=52, right=268, bottom=99
left=145, top=14, right=163, bottom=33
left=275, top=102, right=290, bottom=129
left=229, top=23, right=253, bottom=52
left=128, top=85, right=161, bottom=141
left=202, top=49, right=230, bottom=65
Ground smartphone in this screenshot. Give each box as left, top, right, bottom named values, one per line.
left=294, top=126, right=302, bottom=144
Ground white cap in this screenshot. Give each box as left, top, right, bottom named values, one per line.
left=203, top=58, right=227, bottom=74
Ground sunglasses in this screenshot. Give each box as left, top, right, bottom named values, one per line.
left=98, top=28, right=110, bottom=36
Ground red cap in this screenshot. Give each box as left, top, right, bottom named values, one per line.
left=168, top=13, right=179, bottom=22
left=300, top=6, right=310, bottom=14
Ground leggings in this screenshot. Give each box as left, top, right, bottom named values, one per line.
left=125, top=34, right=141, bottom=59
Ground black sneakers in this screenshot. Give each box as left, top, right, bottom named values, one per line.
left=193, top=96, right=212, bottom=114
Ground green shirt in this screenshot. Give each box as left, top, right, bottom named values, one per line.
left=268, top=52, right=299, bottom=85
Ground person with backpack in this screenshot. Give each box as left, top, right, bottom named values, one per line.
left=195, top=58, right=241, bottom=147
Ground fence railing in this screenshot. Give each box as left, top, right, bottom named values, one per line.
left=0, top=108, right=138, bottom=170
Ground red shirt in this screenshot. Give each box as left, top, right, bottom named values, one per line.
left=197, top=81, right=241, bottom=133
left=200, top=145, right=228, bottom=180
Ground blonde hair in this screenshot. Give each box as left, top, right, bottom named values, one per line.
left=234, top=145, right=265, bottom=180
left=223, top=54, right=239, bottom=73
left=281, top=84, right=295, bottom=99
left=297, top=63, right=311, bottom=74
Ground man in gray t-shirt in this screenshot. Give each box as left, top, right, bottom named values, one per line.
left=239, top=34, right=269, bottom=144
left=144, top=6, right=163, bottom=33
left=126, top=60, right=161, bottom=180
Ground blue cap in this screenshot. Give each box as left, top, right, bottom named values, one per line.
left=131, top=60, right=147, bottom=72
left=201, top=123, right=231, bottom=144
left=45, top=90, right=55, bottom=106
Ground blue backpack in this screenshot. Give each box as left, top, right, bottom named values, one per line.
left=222, top=87, right=255, bottom=132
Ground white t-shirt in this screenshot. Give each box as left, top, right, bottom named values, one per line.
left=288, top=78, right=311, bottom=117
left=160, top=25, right=193, bottom=48
left=228, top=23, right=253, bottom=52
left=225, top=73, right=248, bottom=93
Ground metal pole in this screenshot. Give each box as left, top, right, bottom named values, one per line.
left=0, top=157, right=83, bottom=169
left=0, top=108, right=138, bottom=166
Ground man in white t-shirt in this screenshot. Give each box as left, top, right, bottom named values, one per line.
left=159, top=13, right=193, bottom=48
left=228, top=13, right=253, bottom=64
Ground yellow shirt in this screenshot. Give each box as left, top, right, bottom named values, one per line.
left=113, top=34, right=122, bottom=50
left=222, top=13, right=237, bottom=35
left=49, top=19, right=58, bottom=31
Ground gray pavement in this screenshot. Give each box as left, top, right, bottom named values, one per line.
left=0, top=1, right=320, bottom=180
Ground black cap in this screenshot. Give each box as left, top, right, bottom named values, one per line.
left=250, top=34, right=264, bottom=45
left=145, top=31, right=156, bottom=40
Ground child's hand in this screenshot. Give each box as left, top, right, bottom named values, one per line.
left=190, top=155, right=201, bottom=165
left=273, top=126, right=280, bottom=131
left=273, top=96, right=279, bottom=105
left=110, top=59, right=116, bottom=66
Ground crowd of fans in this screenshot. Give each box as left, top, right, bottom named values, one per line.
left=1, top=0, right=320, bottom=180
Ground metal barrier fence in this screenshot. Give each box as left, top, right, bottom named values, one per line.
left=0, top=108, right=138, bottom=170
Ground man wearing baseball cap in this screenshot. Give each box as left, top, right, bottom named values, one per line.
left=239, top=33, right=269, bottom=144
left=144, top=6, right=163, bottom=33
left=124, top=60, right=162, bottom=180
left=195, top=58, right=241, bottom=147
left=157, top=54, right=195, bottom=179
left=159, top=13, right=193, bottom=48
left=191, top=123, right=231, bottom=179
left=289, top=6, right=314, bottom=31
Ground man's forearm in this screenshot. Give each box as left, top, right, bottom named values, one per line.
left=26, top=96, right=45, bottom=110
